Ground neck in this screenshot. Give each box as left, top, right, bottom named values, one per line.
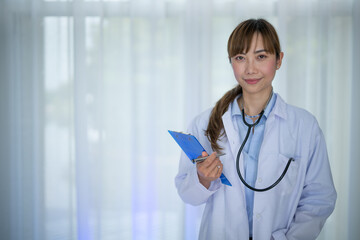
left=239, top=88, right=273, bottom=116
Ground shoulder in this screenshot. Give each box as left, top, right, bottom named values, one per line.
left=185, top=108, right=215, bottom=152
left=187, top=108, right=213, bottom=134
left=274, top=95, right=327, bottom=159
left=275, top=94, right=318, bottom=126
left=274, top=94, right=322, bottom=139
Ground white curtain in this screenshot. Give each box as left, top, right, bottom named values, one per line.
left=0, top=0, right=359, bottom=239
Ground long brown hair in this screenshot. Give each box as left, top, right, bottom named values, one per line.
left=205, top=19, right=281, bottom=153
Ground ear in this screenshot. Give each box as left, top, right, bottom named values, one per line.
left=276, top=52, right=284, bottom=70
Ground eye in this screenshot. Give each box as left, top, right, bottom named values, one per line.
left=234, top=55, right=245, bottom=61
left=257, top=54, right=267, bottom=60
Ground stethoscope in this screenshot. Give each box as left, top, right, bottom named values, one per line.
left=235, top=94, right=294, bottom=192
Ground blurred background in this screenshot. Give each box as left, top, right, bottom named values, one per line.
left=0, top=0, right=359, bottom=239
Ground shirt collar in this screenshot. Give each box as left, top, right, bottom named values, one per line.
left=231, top=92, right=277, bottom=119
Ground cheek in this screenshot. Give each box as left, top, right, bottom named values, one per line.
left=262, top=61, right=277, bottom=76
left=231, top=64, right=243, bottom=79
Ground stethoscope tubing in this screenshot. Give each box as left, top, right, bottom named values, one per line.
left=236, top=108, right=294, bottom=192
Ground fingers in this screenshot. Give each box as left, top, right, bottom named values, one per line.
left=196, top=152, right=223, bottom=181
left=212, top=161, right=223, bottom=177
left=216, top=163, right=223, bottom=178
left=200, top=161, right=223, bottom=180
left=198, top=152, right=217, bottom=167
left=208, top=158, right=222, bottom=175
left=208, top=162, right=223, bottom=178
left=201, top=151, right=208, bottom=157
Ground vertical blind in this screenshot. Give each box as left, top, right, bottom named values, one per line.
left=0, top=0, right=359, bottom=239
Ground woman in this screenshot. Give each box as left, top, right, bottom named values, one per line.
left=175, top=19, right=336, bottom=240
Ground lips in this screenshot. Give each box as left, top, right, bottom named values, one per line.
left=244, top=78, right=261, bottom=84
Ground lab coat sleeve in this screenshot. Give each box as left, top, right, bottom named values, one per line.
left=174, top=112, right=222, bottom=206
left=272, top=121, right=337, bottom=240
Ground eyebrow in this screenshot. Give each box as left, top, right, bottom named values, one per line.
left=254, top=49, right=267, bottom=53
left=240, top=49, right=268, bottom=55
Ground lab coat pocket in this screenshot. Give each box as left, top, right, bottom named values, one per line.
left=277, top=153, right=299, bottom=196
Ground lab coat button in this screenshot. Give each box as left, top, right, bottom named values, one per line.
left=256, top=213, right=262, bottom=220
left=257, top=177, right=262, bottom=183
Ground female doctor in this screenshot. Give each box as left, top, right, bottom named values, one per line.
left=175, top=19, right=336, bottom=240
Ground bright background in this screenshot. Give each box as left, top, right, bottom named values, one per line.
left=0, top=0, right=359, bottom=239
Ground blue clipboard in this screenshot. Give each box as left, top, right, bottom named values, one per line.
left=168, top=130, right=232, bottom=186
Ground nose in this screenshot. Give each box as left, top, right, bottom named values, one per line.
left=245, top=59, right=257, bottom=74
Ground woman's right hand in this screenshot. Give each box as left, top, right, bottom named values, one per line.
left=196, top=151, right=223, bottom=189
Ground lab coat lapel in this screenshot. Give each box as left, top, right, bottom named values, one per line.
left=222, top=104, right=250, bottom=226
left=222, top=109, right=244, bottom=172
left=257, top=95, right=290, bottom=186
left=261, top=94, right=288, bottom=154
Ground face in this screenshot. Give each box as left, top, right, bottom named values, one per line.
left=230, top=33, right=283, bottom=97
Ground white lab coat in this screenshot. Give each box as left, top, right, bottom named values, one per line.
left=175, top=94, right=336, bottom=240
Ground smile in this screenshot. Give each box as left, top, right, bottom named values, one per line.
left=244, top=78, right=261, bottom=85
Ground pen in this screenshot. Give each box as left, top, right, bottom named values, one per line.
left=192, top=153, right=226, bottom=163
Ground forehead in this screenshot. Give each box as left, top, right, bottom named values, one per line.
left=238, top=33, right=266, bottom=55
left=228, top=26, right=278, bottom=57
left=248, top=34, right=265, bottom=51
